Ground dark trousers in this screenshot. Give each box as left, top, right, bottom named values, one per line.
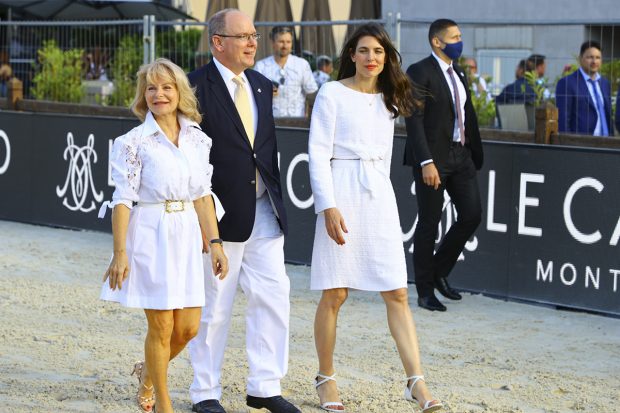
left=412, top=144, right=482, bottom=298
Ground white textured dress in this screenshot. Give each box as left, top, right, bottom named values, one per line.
left=308, top=81, right=407, bottom=291
left=100, top=112, right=213, bottom=309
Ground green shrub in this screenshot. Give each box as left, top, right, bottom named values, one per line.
left=470, top=87, right=496, bottom=128
left=32, top=40, right=84, bottom=103
left=524, top=71, right=546, bottom=107
left=109, top=35, right=143, bottom=107
left=156, top=28, right=203, bottom=72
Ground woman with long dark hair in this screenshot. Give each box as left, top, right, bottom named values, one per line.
left=308, top=24, right=442, bottom=412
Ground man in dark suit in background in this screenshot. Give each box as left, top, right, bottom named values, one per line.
left=187, top=8, right=300, bottom=413
left=404, top=19, right=483, bottom=312
left=495, top=56, right=540, bottom=105
left=555, top=40, right=613, bottom=136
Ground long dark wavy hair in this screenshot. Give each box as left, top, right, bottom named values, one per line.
left=337, top=23, right=416, bottom=118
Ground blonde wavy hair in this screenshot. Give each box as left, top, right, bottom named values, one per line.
left=130, top=58, right=202, bottom=124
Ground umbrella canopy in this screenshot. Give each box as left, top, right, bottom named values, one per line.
left=346, top=0, right=381, bottom=41
left=0, top=0, right=195, bottom=20
left=300, top=0, right=335, bottom=59
left=196, top=0, right=239, bottom=58
left=254, top=0, right=293, bottom=61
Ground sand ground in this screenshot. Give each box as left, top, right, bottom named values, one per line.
left=0, top=220, right=618, bottom=413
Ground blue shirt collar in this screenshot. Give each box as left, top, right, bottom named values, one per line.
left=578, top=67, right=601, bottom=83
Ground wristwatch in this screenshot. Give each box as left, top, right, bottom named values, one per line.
left=209, top=238, right=223, bottom=245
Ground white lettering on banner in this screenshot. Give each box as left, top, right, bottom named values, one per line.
left=286, top=153, right=313, bottom=209
left=585, top=266, right=600, bottom=289
left=610, top=269, right=620, bottom=292
left=563, top=177, right=603, bottom=244
left=402, top=181, right=417, bottom=245
left=107, top=139, right=115, bottom=187
left=0, top=129, right=10, bottom=174
left=518, top=173, right=544, bottom=237
left=559, top=262, right=577, bottom=286
left=403, top=180, right=478, bottom=259
left=537, top=259, right=553, bottom=282
left=56, top=132, right=103, bottom=213
left=484, top=170, right=618, bottom=246
left=487, top=170, right=507, bottom=232
left=536, top=260, right=618, bottom=292
left=610, top=217, right=620, bottom=247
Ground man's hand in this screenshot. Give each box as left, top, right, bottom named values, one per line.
left=422, top=163, right=441, bottom=190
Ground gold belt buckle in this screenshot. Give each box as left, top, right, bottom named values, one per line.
left=165, top=200, right=184, bottom=213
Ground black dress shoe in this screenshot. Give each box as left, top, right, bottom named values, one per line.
left=192, top=399, right=226, bottom=413
left=417, top=295, right=447, bottom=312
left=435, top=277, right=462, bottom=300
left=246, top=395, right=301, bottom=413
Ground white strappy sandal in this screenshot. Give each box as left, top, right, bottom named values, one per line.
left=404, top=375, right=443, bottom=412
left=315, top=372, right=345, bottom=412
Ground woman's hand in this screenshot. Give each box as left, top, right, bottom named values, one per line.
left=324, top=207, right=348, bottom=245
left=103, top=251, right=130, bottom=290
left=209, top=244, right=229, bottom=280
left=201, top=231, right=210, bottom=254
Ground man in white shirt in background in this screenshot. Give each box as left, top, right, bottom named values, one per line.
left=254, top=26, right=318, bottom=117
left=463, top=56, right=488, bottom=98
left=313, top=55, right=333, bottom=88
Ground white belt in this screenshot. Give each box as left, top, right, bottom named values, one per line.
left=137, top=200, right=194, bottom=213
left=98, top=193, right=226, bottom=221
left=331, top=156, right=387, bottom=197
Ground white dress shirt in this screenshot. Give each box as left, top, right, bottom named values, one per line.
left=432, top=52, right=467, bottom=143
left=212, top=57, right=266, bottom=197
left=578, top=67, right=606, bottom=136
left=313, top=70, right=331, bottom=88
left=254, top=54, right=318, bottom=117
left=420, top=53, right=468, bottom=167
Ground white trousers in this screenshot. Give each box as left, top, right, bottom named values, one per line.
left=188, top=208, right=290, bottom=402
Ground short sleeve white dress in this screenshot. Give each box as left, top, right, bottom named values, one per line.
left=100, top=111, right=213, bottom=309
left=308, top=81, right=407, bottom=291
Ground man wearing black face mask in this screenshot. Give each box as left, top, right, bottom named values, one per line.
left=403, top=19, right=483, bottom=312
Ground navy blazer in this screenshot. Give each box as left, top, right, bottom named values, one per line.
left=555, top=70, right=612, bottom=135
left=188, top=61, right=288, bottom=242
left=616, top=86, right=620, bottom=134
left=404, top=55, right=483, bottom=170
left=495, top=77, right=536, bottom=105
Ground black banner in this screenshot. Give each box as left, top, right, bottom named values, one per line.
left=1, top=112, right=618, bottom=315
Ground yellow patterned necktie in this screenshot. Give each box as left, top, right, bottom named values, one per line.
left=232, top=76, right=254, bottom=147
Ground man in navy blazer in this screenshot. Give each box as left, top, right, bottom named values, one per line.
left=616, top=86, right=620, bottom=134
left=555, top=40, right=613, bottom=136
left=404, top=19, right=483, bottom=312
left=187, top=8, right=299, bottom=413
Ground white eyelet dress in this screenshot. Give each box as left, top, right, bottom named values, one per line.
left=100, top=111, right=215, bottom=310
left=308, top=81, right=407, bottom=291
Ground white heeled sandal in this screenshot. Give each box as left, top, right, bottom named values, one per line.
left=404, top=375, right=443, bottom=412
left=315, top=372, right=345, bottom=412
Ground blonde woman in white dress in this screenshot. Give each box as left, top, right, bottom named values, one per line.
left=308, top=24, right=443, bottom=413
left=100, top=58, right=228, bottom=413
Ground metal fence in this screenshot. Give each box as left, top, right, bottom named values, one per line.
left=0, top=17, right=384, bottom=106
left=1, top=16, right=618, bottom=136
left=395, top=17, right=620, bottom=133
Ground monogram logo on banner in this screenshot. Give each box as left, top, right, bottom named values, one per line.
left=0, top=129, right=10, bottom=175
left=56, top=133, right=103, bottom=213
left=403, top=181, right=478, bottom=260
